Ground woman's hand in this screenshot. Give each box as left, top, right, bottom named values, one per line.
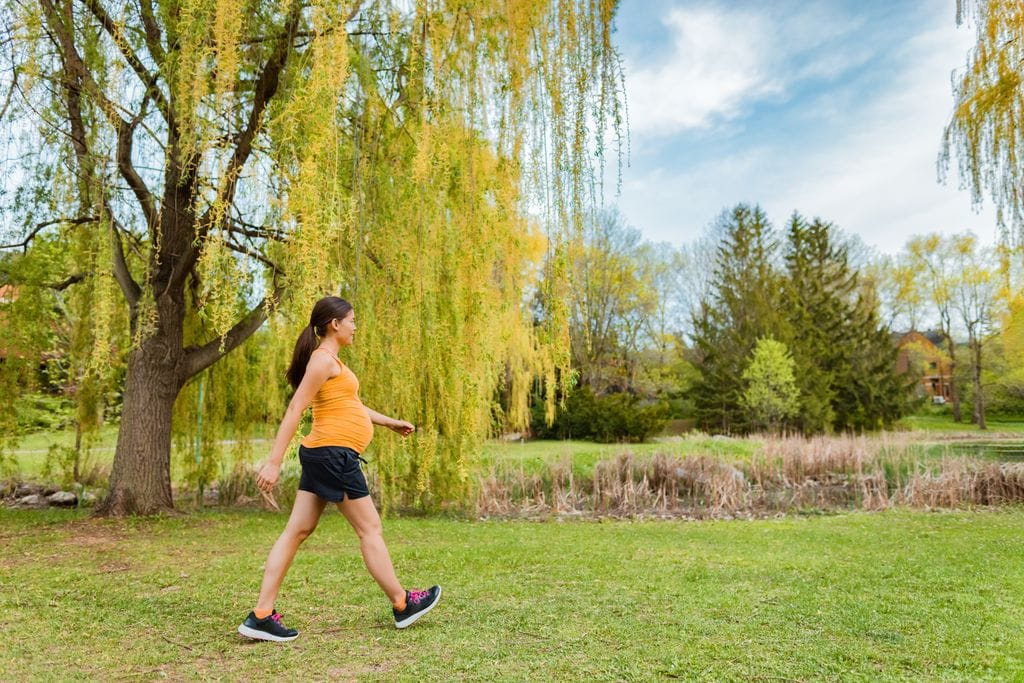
left=388, top=420, right=416, bottom=437
left=256, top=462, right=280, bottom=492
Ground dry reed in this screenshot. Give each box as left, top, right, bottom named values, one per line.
left=475, top=434, right=1024, bottom=519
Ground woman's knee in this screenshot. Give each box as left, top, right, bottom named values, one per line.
left=353, top=517, right=383, bottom=541
left=286, top=522, right=317, bottom=542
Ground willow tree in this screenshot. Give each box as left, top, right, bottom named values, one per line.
left=943, top=0, right=1024, bottom=246
left=0, top=0, right=624, bottom=515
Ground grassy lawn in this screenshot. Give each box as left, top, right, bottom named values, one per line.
left=896, top=414, right=1024, bottom=434
left=2, top=508, right=1023, bottom=681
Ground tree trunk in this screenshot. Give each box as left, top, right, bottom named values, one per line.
left=95, top=337, right=181, bottom=516
left=972, top=338, right=986, bottom=430
left=945, top=332, right=962, bottom=422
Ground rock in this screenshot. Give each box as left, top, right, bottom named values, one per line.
left=14, top=483, right=43, bottom=498
left=47, top=491, right=78, bottom=507
left=79, top=491, right=97, bottom=506
left=16, top=494, right=47, bottom=507
left=42, top=484, right=61, bottom=496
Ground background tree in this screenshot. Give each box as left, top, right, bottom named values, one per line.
left=0, top=0, right=624, bottom=514
left=691, top=204, right=785, bottom=433
left=949, top=234, right=1000, bottom=428
left=830, top=276, right=911, bottom=431
left=740, top=337, right=799, bottom=434
left=780, top=215, right=853, bottom=433
left=907, top=234, right=964, bottom=421
left=568, top=210, right=656, bottom=394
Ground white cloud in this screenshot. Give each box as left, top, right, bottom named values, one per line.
left=762, top=23, right=998, bottom=253
left=615, top=0, right=999, bottom=255
left=624, top=3, right=869, bottom=139
left=625, top=7, right=780, bottom=136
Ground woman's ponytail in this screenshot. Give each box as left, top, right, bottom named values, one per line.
left=285, top=297, right=353, bottom=390
left=286, top=324, right=318, bottom=390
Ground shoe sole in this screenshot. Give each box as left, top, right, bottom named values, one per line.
left=237, top=624, right=299, bottom=642
left=395, top=586, right=442, bottom=629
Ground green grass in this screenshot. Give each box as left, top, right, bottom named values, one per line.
left=896, top=414, right=1024, bottom=434
left=2, top=508, right=1023, bottom=681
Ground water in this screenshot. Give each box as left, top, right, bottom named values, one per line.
left=946, top=441, right=1024, bottom=461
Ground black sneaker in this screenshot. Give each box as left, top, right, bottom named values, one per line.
left=237, top=610, right=299, bottom=642
left=393, top=586, right=442, bottom=629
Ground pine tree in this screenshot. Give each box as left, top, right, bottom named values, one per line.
left=692, top=204, right=785, bottom=433
left=783, top=216, right=909, bottom=432
left=782, top=215, right=856, bottom=432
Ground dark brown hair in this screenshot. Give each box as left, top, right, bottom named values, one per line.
left=286, top=296, right=353, bottom=390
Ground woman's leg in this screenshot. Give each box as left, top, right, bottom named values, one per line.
left=255, top=490, right=327, bottom=612
left=336, top=495, right=405, bottom=605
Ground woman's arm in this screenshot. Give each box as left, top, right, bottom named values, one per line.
left=365, top=406, right=416, bottom=437
left=257, top=354, right=334, bottom=491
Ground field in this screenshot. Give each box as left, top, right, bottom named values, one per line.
left=2, top=507, right=1023, bottom=681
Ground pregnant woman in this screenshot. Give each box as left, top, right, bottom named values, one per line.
left=238, top=296, right=441, bottom=642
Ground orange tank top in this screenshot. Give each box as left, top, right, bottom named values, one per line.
left=301, top=349, right=374, bottom=453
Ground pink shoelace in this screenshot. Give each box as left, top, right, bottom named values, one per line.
left=270, top=613, right=284, bottom=624
left=408, top=589, right=430, bottom=604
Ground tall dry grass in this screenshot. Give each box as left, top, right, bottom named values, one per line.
left=475, top=434, right=1024, bottom=518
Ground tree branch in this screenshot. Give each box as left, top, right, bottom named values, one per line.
left=38, top=0, right=159, bottom=232
left=116, top=114, right=159, bottom=230
left=78, top=0, right=170, bottom=121
left=138, top=0, right=166, bottom=65
left=179, top=280, right=287, bottom=383
left=47, top=273, right=87, bottom=290
left=226, top=215, right=288, bottom=242
left=0, top=215, right=97, bottom=251
left=166, top=0, right=306, bottom=295
left=224, top=237, right=282, bottom=271
left=107, top=210, right=142, bottom=307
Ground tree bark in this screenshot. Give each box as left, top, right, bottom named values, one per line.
left=944, top=330, right=962, bottom=422
left=971, top=337, right=986, bottom=430
left=95, top=334, right=181, bottom=515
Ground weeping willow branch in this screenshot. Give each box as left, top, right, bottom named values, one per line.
left=47, top=273, right=87, bottom=290
left=137, top=0, right=165, bottom=64
left=180, top=279, right=286, bottom=382
left=0, top=215, right=98, bottom=251
left=38, top=0, right=159, bottom=233
left=77, top=0, right=171, bottom=121
left=108, top=213, right=142, bottom=308
left=223, top=237, right=282, bottom=272
left=168, top=0, right=306, bottom=295
left=226, top=216, right=288, bottom=242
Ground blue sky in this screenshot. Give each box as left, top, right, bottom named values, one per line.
left=608, top=0, right=997, bottom=255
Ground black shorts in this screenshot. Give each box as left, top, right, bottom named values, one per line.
left=297, top=445, right=370, bottom=502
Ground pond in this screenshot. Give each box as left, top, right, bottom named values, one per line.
left=944, top=441, right=1024, bottom=461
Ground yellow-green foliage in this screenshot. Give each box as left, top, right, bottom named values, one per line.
left=263, top=1, right=623, bottom=510
left=945, top=0, right=1024, bottom=243
left=1, top=0, right=623, bottom=511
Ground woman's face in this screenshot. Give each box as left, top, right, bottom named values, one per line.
left=333, top=309, right=356, bottom=346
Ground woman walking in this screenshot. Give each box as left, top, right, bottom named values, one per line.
left=238, top=296, right=441, bottom=642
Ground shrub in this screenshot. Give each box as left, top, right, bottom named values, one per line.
left=531, top=386, right=668, bottom=442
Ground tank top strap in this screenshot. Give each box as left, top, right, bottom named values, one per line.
left=312, top=347, right=344, bottom=369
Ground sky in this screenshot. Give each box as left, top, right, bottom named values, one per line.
left=607, top=0, right=998, bottom=255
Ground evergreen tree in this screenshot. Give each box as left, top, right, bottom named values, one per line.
left=782, top=215, right=856, bottom=432
left=692, top=204, right=785, bottom=433
left=783, top=215, right=909, bottom=432
left=832, top=280, right=911, bottom=430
